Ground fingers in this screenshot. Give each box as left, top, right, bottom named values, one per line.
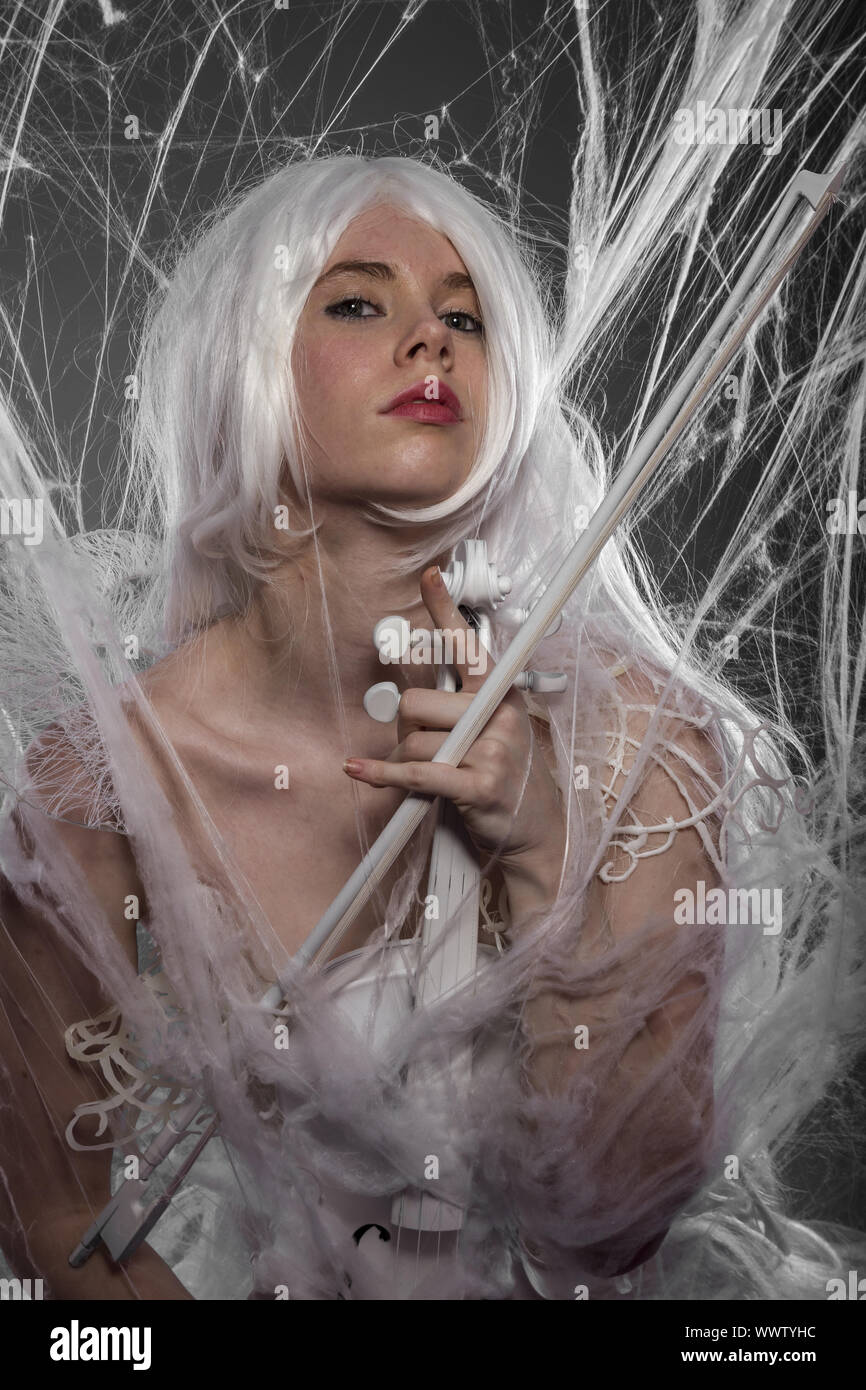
left=343, top=754, right=481, bottom=803
left=347, top=725, right=518, bottom=794
left=388, top=730, right=448, bottom=763
left=396, top=687, right=473, bottom=742
left=418, top=566, right=487, bottom=694
left=395, top=681, right=530, bottom=758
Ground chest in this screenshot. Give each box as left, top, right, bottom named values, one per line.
left=166, top=721, right=424, bottom=960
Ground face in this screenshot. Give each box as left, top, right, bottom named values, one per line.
left=289, top=204, right=487, bottom=509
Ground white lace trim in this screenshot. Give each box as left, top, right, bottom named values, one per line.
left=587, top=662, right=792, bottom=885
left=63, top=946, right=191, bottom=1152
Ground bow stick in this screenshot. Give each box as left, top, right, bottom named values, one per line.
left=68, top=154, right=845, bottom=1269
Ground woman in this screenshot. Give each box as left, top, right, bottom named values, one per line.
left=0, top=153, right=861, bottom=1301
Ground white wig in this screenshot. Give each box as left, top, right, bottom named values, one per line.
left=130, top=155, right=557, bottom=643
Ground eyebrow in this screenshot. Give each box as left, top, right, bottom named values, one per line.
left=313, top=259, right=477, bottom=297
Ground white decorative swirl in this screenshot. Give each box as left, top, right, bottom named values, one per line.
left=479, top=874, right=511, bottom=953
left=63, top=1004, right=187, bottom=1152
left=591, top=667, right=799, bottom=885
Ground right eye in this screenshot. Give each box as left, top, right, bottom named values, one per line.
left=325, top=296, right=381, bottom=320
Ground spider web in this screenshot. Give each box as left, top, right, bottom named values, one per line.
left=1, top=0, right=865, bottom=1299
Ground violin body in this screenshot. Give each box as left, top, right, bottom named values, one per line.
left=310, top=937, right=517, bottom=1299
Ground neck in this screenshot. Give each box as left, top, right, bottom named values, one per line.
left=188, top=507, right=452, bottom=732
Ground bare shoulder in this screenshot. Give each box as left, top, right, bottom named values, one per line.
left=596, top=661, right=726, bottom=886
left=13, top=720, right=143, bottom=970
left=603, top=659, right=724, bottom=786
left=18, top=632, right=209, bottom=826
left=119, top=631, right=230, bottom=792
left=527, top=658, right=723, bottom=789
left=22, top=710, right=118, bottom=828
left=125, top=625, right=245, bottom=764
left=525, top=655, right=725, bottom=891
left=128, top=631, right=207, bottom=728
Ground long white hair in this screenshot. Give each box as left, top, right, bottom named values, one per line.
left=129, top=155, right=556, bottom=641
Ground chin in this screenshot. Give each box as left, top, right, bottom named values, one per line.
left=366, top=451, right=470, bottom=507
left=369, top=477, right=466, bottom=509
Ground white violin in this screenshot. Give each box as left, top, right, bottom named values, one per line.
left=306, top=538, right=563, bottom=1296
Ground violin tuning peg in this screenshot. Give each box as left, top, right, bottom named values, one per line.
left=373, top=615, right=411, bottom=663
left=513, top=669, right=567, bottom=694
left=363, top=681, right=401, bottom=723
left=445, top=539, right=512, bottom=611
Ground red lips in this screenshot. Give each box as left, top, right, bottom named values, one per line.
left=381, top=379, right=462, bottom=421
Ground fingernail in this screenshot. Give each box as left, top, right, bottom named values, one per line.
left=343, top=758, right=363, bottom=774
left=430, top=567, right=444, bottom=588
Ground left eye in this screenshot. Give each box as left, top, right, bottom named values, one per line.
left=442, top=310, right=483, bottom=335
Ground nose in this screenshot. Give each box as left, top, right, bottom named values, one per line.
left=394, top=301, right=454, bottom=370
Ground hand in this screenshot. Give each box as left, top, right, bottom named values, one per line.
left=343, top=566, right=566, bottom=922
